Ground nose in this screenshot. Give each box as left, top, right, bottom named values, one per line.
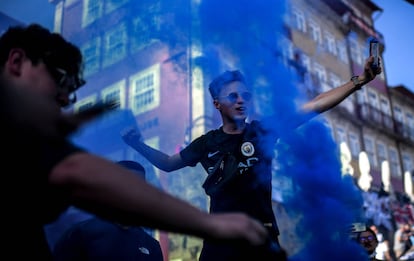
left=55, top=85, right=77, bottom=107
left=237, top=95, right=250, bottom=104
left=56, top=92, right=70, bottom=107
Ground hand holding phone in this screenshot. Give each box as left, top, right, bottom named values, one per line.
left=350, top=222, right=366, bottom=233
left=369, top=39, right=379, bottom=70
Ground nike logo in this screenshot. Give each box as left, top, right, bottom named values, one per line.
left=138, top=247, right=150, bottom=255
left=208, top=151, right=220, bottom=158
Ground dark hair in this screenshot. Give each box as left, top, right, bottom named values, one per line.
left=356, top=227, right=378, bottom=243
left=208, top=70, right=246, bottom=99
left=117, top=160, right=146, bottom=179
left=0, top=23, right=85, bottom=91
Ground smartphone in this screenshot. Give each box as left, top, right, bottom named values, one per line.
left=369, top=39, right=379, bottom=70
left=351, top=222, right=366, bottom=233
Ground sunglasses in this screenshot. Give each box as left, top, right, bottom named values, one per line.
left=48, top=67, right=86, bottom=106
left=50, top=67, right=86, bottom=93
left=359, top=235, right=375, bottom=243
left=42, top=52, right=86, bottom=106
left=218, top=92, right=252, bottom=103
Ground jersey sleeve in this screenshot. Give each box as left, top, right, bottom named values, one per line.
left=179, top=134, right=208, bottom=167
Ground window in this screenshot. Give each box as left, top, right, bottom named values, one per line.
left=328, top=73, right=341, bottom=89
left=402, top=153, right=413, bottom=173
left=281, top=38, right=294, bottom=62
left=394, top=106, right=403, bottom=123
left=74, top=94, right=98, bottom=113
left=377, top=142, right=387, bottom=167
left=406, top=113, right=414, bottom=139
left=355, top=89, right=366, bottom=104
left=308, top=19, right=322, bottom=44
left=324, top=31, right=337, bottom=55
left=349, top=133, right=360, bottom=157
left=129, top=64, right=161, bottom=115
left=389, top=147, right=401, bottom=177
left=292, top=8, right=306, bottom=33
left=300, top=53, right=311, bottom=72
left=313, top=62, right=327, bottom=84
left=106, top=0, right=129, bottom=14
left=81, top=37, right=101, bottom=77
left=103, top=23, right=127, bottom=68
left=65, top=0, right=79, bottom=7
left=101, top=79, right=126, bottom=109
left=368, top=91, right=379, bottom=109
left=368, top=91, right=381, bottom=123
left=336, top=41, right=348, bottom=64
left=130, top=14, right=161, bottom=53
left=336, top=127, right=347, bottom=144
left=380, top=97, right=390, bottom=115
left=82, top=0, right=103, bottom=27
left=379, top=96, right=393, bottom=128
left=348, top=36, right=363, bottom=65
left=364, top=136, right=377, bottom=167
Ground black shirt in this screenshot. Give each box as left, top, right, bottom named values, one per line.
left=180, top=121, right=279, bottom=235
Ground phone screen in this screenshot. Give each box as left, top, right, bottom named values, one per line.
left=369, top=39, right=379, bottom=69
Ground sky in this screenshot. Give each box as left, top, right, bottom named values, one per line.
left=371, top=0, right=414, bottom=91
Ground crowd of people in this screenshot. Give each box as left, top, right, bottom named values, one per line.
left=352, top=222, right=414, bottom=261
left=1, top=22, right=383, bottom=260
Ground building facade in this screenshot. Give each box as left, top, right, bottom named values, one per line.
left=1, top=0, right=413, bottom=259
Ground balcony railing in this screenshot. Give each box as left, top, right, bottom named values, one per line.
left=356, top=103, right=414, bottom=143
left=356, top=103, right=393, bottom=129
left=395, top=120, right=414, bottom=143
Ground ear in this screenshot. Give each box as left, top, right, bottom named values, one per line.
left=213, top=99, right=221, bottom=110
left=6, top=48, right=26, bottom=76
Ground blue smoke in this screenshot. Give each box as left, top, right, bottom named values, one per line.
left=53, top=0, right=368, bottom=259
left=197, top=0, right=368, bottom=260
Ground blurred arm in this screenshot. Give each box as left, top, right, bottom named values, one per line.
left=48, top=153, right=268, bottom=245
left=121, top=127, right=187, bottom=172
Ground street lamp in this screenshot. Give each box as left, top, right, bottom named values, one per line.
left=340, top=142, right=354, bottom=176
left=381, top=161, right=391, bottom=192
left=358, top=151, right=372, bottom=191
left=404, top=171, right=413, bottom=201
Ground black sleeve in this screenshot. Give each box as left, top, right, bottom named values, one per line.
left=179, top=134, right=208, bottom=167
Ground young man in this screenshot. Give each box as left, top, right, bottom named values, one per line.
left=0, top=24, right=270, bottom=260
left=121, top=57, right=381, bottom=260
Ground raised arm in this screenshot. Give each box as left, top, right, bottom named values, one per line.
left=121, top=127, right=186, bottom=172
left=49, top=152, right=268, bottom=245
left=301, top=56, right=381, bottom=113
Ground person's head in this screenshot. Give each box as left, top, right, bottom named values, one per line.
left=208, top=70, right=252, bottom=122
left=117, top=160, right=146, bottom=180
left=0, top=23, right=85, bottom=108
left=356, top=227, right=378, bottom=255
left=402, top=222, right=412, bottom=232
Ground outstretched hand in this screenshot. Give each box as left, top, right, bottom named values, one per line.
left=361, top=56, right=382, bottom=84
left=121, top=126, right=143, bottom=146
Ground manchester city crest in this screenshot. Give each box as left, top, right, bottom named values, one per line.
left=241, top=142, right=255, bottom=156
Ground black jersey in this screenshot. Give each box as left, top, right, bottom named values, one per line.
left=180, top=120, right=279, bottom=235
